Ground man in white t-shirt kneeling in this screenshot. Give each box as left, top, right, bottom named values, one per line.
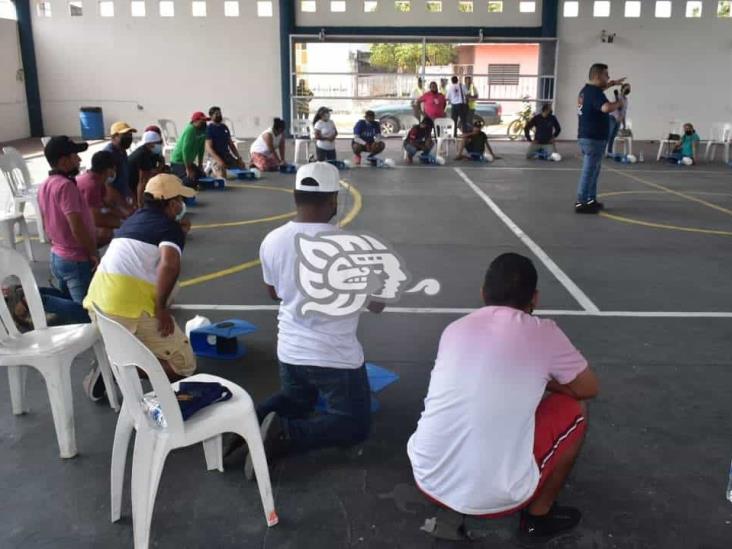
left=232, top=162, right=384, bottom=478
left=408, top=253, right=599, bottom=544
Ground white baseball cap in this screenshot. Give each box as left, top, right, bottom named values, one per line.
left=142, top=130, right=163, bottom=145
left=295, top=162, right=340, bottom=193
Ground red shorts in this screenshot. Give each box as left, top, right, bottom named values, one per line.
left=419, top=393, right=586, bottom=518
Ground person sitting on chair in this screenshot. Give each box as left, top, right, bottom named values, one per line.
left=104, top=121, right=137, bottom=213
left=171, top=111, right=209, bottom=189
left=525, top=104, right=562, bottom=159
left=403, top=118, right=435, bottom=164
left=351, top=110, right=385, bottom=165
left=313, top=107, right=338, bottom=162
left=455, top=119, right=499, bottom=161
left=408, top=253, right=599, bottom=544
left=250, top=118, right=287, bottom=172
left=84, top=174, right=198, bottom=384
left=205, top=106, right=246, bottom=178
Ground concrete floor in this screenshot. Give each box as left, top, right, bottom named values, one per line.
left=1, top=140, right=732, bottom=548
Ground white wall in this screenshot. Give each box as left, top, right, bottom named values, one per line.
left=32, top=0, right=282, bottom=138
left=296, top=0, right=543, bottom=28
left=0, top=18, right=30, bottom=142
left=556, top=3, right=732, bottom=140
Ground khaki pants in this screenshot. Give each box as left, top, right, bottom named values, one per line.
left=93, top=311, right=196, bottom=377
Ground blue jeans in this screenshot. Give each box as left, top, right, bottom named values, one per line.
left=40, top=287, right=90, bottom=325
left=256, top=361, right=371, bottom=452
left=576, top=138, right=607, bottom=203
left=607, top=117, right=620, bottom=154
left=50, top=253, right=93, bottom=304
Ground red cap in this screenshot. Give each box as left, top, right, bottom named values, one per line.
left=191, top=111, right=210, bottom=122
left=144, top=125, right=162, bottom=134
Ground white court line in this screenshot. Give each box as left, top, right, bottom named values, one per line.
left=456, top=165, right=730, bottom=175
left=454, top=168, right=601, bottom=314
left=171, top=304, right=732, bottom=318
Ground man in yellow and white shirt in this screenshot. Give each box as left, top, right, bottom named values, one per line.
left=85, top=174, right=197, bottom=380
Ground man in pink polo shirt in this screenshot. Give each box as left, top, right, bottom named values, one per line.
left=408, top=253, right=599, bottom=544
left=38, top=136, right=98, bottom=304
left=417, top=81, right=447, bottom=123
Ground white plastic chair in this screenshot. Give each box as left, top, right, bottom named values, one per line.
left=434, top=117, right=456, bottom=157
left=292, top=118, right=312, bottom=164
left=157, top=119, right=179, bottom=161
left=614, top=119, right=633, bottom=156
left=0, top=212, right=34, bottom=261
left=93, top=306, right=278, bottom=549
left=0, top=248, right=119, bottom=458
left=704, top=123, right=731, bottom=163
left=656, top=122, right=684, bottom=161
left=0, top=153, right=46, bottom=243
left=223, top=117, right=247, bottom=158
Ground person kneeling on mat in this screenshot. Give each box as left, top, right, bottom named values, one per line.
left=225, top=162, right=385, bottom=476
left=313, top=107, right=339, bottom=161
left=171, top=111, right=209, bottom=190
left=352, top=110, right=385, bottom=165
left=205, top=106, right=246, bottom=178
left=84, top=174, right=198, bottom=393
left=455, top=119, right=500, bottom=161
left=250, top=118, right=287, bottom=172
left=408, top=253, right=599, bottom=544
left=403, top=117, right=435, bottom=164
left=525, top=103, right=562, bottom=159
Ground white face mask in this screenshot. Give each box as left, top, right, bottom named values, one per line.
left=106, top=172, right=116, bottom=185
left=175, top=201, right=187, bottom=222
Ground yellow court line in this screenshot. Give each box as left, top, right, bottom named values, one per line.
left=192, top=211, right=296, bottom=230
left=180, top=180, right=362, bottom=288
left=608, top=168, right=732, bottom=218
left=599, top=211, right=732, bottom=237
left=600, top=190, right=732, bottom=199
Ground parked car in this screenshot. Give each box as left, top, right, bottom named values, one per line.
left=370, top=101, right=503, bottom=136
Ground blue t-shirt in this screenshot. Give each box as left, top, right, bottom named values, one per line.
left=104, top=142, right=131, bottom=197
left=206, top=122, right=234, bottom=161
left=577, top=84, right=609, bottom=141
left=353, top=119, right=381, bottom=144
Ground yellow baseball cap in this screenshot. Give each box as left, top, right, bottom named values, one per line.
left=110, top=121, right=137, bottom=135
left=144, top=174, right=197, bottom=199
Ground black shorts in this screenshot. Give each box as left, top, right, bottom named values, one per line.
left=316, top=147, right=336, bottom=161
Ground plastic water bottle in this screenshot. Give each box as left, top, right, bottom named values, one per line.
left=726, top=459, right=732, bottom=502
left=142, top=395, right=168, bottom=428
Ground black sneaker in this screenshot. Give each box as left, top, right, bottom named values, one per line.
left=518, top=504, right=582, bottom=545
left=586, top=199, right=604, bottom=210
left=574, top=202, right=599, bottom=214
left=245, top=412, right=288, bottom=480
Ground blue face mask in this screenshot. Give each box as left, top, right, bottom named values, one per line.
left=152, top=144, right=162, bottom=155
left=175, top=201, right=187, bottom=222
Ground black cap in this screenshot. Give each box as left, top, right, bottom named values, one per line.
left=44, top=136, right=89, bottom=166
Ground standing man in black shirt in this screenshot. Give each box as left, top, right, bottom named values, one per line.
left=575, top=63, right=625, bottom=214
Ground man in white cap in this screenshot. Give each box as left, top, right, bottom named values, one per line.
left=128, top=129, right=165, bottom=206
left=84, top=174, right=197, bottom=392
left=227, top=163, right=384, bottom=475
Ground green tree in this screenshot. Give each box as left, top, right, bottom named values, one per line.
left=719, top=0, right=731, bottom=17
left=369, top=43, right=457, bottom=72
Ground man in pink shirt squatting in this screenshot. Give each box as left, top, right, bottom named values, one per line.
left=38, top=136, right=98, bottom=304
left=408, top=253, right=599, bottom=544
